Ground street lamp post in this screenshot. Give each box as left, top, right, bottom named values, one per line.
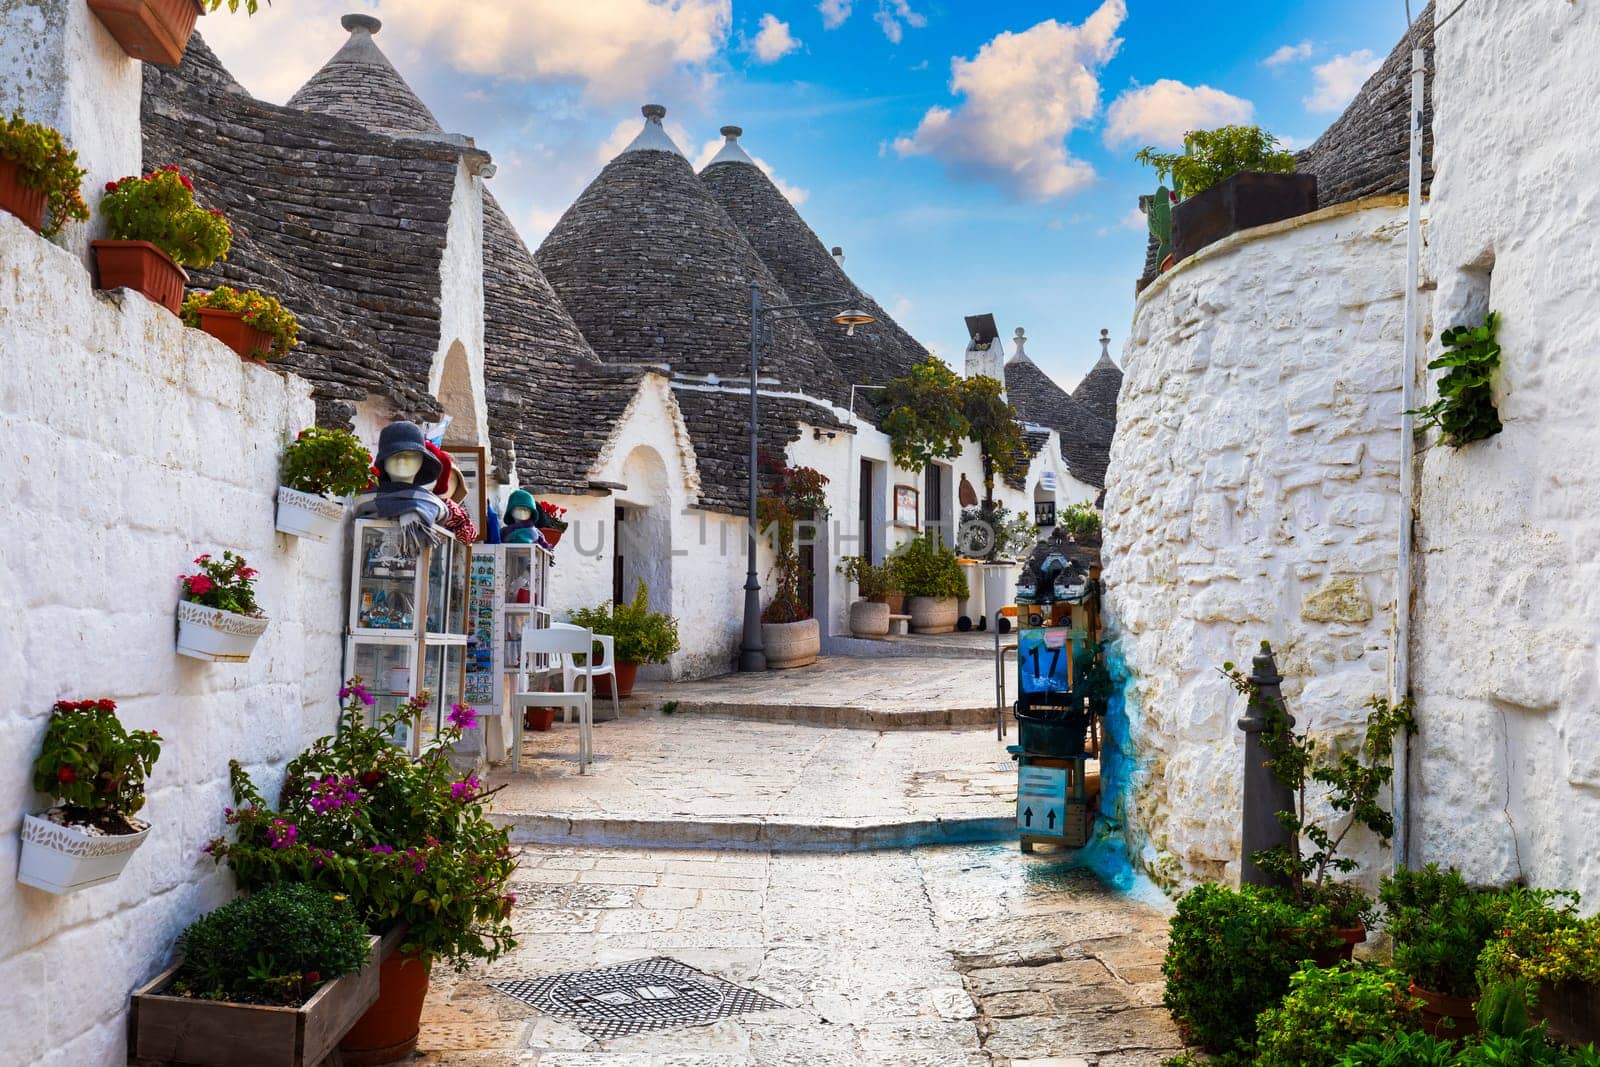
left=739, top=286, right=875, bottom=672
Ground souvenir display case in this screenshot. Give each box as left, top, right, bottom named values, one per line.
left=345, top=519, right=470, bottom=751
left=465, top=543, right=553, bottom=758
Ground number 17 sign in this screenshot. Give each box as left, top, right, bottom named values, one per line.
left=1018, top=627, right=1073, bottom=694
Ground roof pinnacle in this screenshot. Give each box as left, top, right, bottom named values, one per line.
left=706, top=122, right=756, bottom=168
left=341, top=13, right=381, bottom=33
left=621, top=104, right=683, bottom=157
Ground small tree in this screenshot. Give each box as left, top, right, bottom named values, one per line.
left=756, top=462, right=830, bottom=624
left=961, top=374, right=1027, bottom=505
left=882, top=356, right=968, bottom=470
left=1136, top=125, right=1296, bottom=200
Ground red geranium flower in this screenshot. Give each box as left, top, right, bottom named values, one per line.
left=57, top=767, right=76, bottom=783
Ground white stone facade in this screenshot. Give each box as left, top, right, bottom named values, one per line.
left=1103, top=198, right=1413, bottom=890
left=0, top=214, right=345, bottom=1064
left=1409, top=0, right=1600, bottom=903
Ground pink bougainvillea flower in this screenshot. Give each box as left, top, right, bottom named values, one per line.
left=450, top=776, right=480, bottom=803
left=447, top=703, right=478, bottom=731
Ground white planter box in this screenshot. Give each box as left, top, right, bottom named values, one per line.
left=18, top=812, right=151, bottom=894
left=276, top=486, right=347, bottom=542
left=176, top=600, right=269, bottom=662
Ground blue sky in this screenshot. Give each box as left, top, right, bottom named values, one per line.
left=205, top=0, right=1417, bottom=389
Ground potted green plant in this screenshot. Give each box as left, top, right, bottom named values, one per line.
left=176, top=550, right=268, bottom=661
left=130, top=882, right=380, bottom=1067
left=755, top=463, right=829, bottom=667
left=0, top=112, right=89, bottom=237
left=1479, top=887, right=1600, bottom=1048
left=277, top=427, right=372, bottom=542
left=181, top=285, right=299, bottom=362
left=18, top=699, right=162, bottom=894
left=567, top=580, right=681, bottom=697
left=889, top=534, right=967, bottom=634
left=1136, top=125, right=1312, bottom=263
left=204, top=682, right=517, bottom=1065
left=1254, top=963, right=1423, bottom=1067
left=1382, top=865, right=1512, bottom=1039
left=1058, top=501, right=1101, bottom=548
left=94, top=165, right=231, bottom=314
left=837, top=555, right=892, bottom=637
left=89, top=0, right=267, bottom=68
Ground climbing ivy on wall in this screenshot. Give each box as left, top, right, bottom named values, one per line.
left=1408, top=310, right=1504, bottom=447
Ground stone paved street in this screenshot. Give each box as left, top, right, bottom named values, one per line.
left=418, top=843, right=1182, bottom=1066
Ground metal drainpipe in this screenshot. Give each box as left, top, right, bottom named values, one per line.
left=1394, top=45, right=1426, bottom=873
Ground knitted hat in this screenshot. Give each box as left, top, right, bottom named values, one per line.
left=505, top=489, right=536, bottom=518
left=375, top=421, right=442, bottom=487
left=426, top=442, right=468, bottom=502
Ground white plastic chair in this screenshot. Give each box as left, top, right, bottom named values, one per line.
left=511, top=623, right=595, bottom=774
left=550, top=622, right=622, bottom=723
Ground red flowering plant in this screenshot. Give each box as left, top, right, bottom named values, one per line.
left=756, top=458, right=830, bottom=624
left=533, top=500, right=569, bottom=532
left=204, top=681, right=518, bottom=971
left=31, top=699, right=162, bottom=835
left=180, top=550, right=262, bottom=617
left=181, top=286, right=300, bottom=360
left=99, top=165, right=231, bottom=268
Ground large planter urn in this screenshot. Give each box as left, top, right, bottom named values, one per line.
left=1171, top=171, right=1319, bottom=263
left=92, top=239, right=187, bottom=314
left=88, top=0, right=205, bottom=66
left=0, top=157, right=47, bottom=234
left=195, top=308, right=273, bottom=360
left=762, top=618, right=820, bottom=669
left=848, top=599, right=890, bottom=637
left=275, top=487, right=347, bottom=543
left=17, top=811, right=150, bottom=894
left=130, top=935, right=382, bottom=1067
left=907, top=596, right=958, bottom=634
left=339, top=934, right=430, bottom=1066
left=176, top=600, right=268, bottom=662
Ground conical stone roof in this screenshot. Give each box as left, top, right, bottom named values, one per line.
left=699, top=126, right=927, bottom=397
left=287, top=14, right=444, bottom=138
left=1003, top=335, right=1114, bottom=489
left=1072, top=328, right=1124, bottom=425
left=536, top=107, right=846, bottom=399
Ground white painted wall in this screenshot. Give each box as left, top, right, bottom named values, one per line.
left=429, top=160, right=488, bottom=449
left=1102, top=198, right=1413, bottom=891
left=1410, top=0, right=1600, bottom=904
left=0, top=0, right=142, bottom=265
left=0, top=214, right=345, bottom=1065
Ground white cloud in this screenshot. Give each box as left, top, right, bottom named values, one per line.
left=819, top=0, right=851, bottom=30
left=874, top=0, right=926, bottom=44
left=597, top=114, right=696, bottom=163
left=379, top=0, right=732, bottom=104
left=1263, top=40, right=1313, bottom=68
left=750, top=13, right=801, bottom=63
left=893, top=1, right=1126, bottom=202
left=1103, top=79, right=1254, bottom=148
left=197, top=0, right=362, bottom=101
left=890, top=296, right=914, bottom=319
left=1305, top=49, right=1381, bottom=113
left=1120, top=206, right=1147, bottom=231
left=691, top=138, right=810, bottom=204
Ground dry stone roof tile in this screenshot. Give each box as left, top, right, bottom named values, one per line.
left=1004, top=354, right=1114, bottom=489
left=1072, top=331, right=1123, bottom=426
left=285, top=14, right=444, bottom=139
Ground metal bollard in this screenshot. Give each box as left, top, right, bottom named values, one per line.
left=1238, top=641, right=1295, bottom=887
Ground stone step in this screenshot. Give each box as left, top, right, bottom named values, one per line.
left=493, top=811, right=1015, bottom=852
left=657, top=699, right=1001, bottom=729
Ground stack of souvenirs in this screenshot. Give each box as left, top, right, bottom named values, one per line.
left=1012, top=529, right=1110, bottom=759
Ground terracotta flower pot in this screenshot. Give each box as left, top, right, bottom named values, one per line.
left=0, top=157, right=47, bottom=234
left=593, top=661, right=639, bottom=699
left=1535, top=980, right=1600, bottom=1048
left=541, top=525, right=565, bottom=547
left=195, top=307, right=272, bottom=361
left=88, top=0, right=205, bottom=67
left=522, top=706, right=557, bottom=732
left=883, top=593, right=906, bottom=614
left=1410, top=982, right=1480, bottom=1040
left=339, top=948, right=431, bottom=1065
left=92, top=239, right=187, bottom=314
left=1309, top=923, right=1367, bottom=968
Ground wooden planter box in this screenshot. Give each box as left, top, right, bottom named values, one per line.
left=129, top=934, right=383, bottom=1067
left=1171, top=172, right=1319, bottom=263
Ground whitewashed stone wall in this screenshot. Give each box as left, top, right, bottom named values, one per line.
left=0, top=215, right=345, bottom=1065
left=1410, top=0, right=1600, bottom=904
left=1103, top=198, right=1414, bottom=890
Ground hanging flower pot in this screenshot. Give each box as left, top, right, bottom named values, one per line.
left=541, top=525, right=565, bottom=547
left=87, top=0, right=206, bottom=67
left=276, top=487, right=347, bottom=543
left=0, top=157, right=47, bottom=233
left=175, top=551, right=267, bottom=662
left=18, top=811, right=151, bottom=894
left=92, top=239, right=187, bottom=314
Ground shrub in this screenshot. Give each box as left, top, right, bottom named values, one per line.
left=0, top=111, right=89, bottom=237
left=205, top=682, right=518, bottom=971
left=180, top=550, right=262, bottom=616
left=1406, top=311, right=1503, bottom=447
left=1256, top=963, right=1422, bottom=1067
left=888, top=533, right=967, bottom=599
left=568, top=580, right=681, bottom=664
left=882, top=356, right=968, bottom=469
left=100, top=166, right=231, bottom=268
left=1059, top=501, right=1101, bottom=543
left=1381, top=865, right=1511, bottom=998
left=837, top=555, right=893, bottom=600
left=1162, top=882, right=1335, bottom=1057
left=1338, top=1030, right=1460, bottom=1066
left=958, top=503, right=1037, bottom=562
left=1136, top=125, right=1296, bottom=200
left=181, top=286, right=300, bottom=360
left=962, top=374, right=1028, bottom=501
left=757, top=462, right=829, bottom=623
left=281, top=427, right=373, bottom=498
left=174, top=882, right=370, bottom=1006
left=32, top=699, right=162, bottom=834
left=1479, top=887, right=1600, bottom=987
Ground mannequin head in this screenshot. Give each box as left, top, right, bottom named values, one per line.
left=508, top=505, right=532, bottom=522
left=384, top=451, right=425, bottom=483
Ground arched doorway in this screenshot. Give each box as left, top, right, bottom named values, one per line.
left=614, top=446, right=673, bottom=631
